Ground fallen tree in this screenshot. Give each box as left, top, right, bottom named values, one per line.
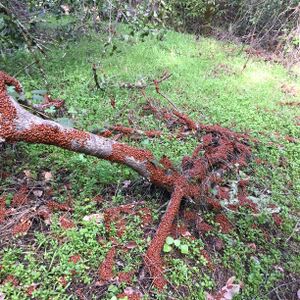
left=0, top=71, right=252, bottom=289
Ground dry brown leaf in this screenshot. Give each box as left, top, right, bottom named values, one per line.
left=44, top=172, right=52, bottom=182
left=125, top=241, right=137, bottom=249
left=23, top=170, right=32, bottom=178
left=83, top=213, right=104, bottom=223
left=33, top=190, right=43, bottom=197
left=206, top=276, right=242, bottom=300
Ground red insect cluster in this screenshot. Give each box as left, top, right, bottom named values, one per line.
left=0, top=71, right=283, bottom=292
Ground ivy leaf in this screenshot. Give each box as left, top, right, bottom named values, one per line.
left=32, top=89, right=47, bottom=95
left=7, top=86, right=19, bottom=98
left=166, top=236, right=174, bottom=245
left=44, top=106, right=56, bottom=114
left=32, top=94, right=45, bottom=102
left=163, top=244, right=172, bottom=253
left=180, top=244, right=189, bottom=254
left=174, top=239, right=181, bottom=247
left=56, top=117, right=74, bottom=128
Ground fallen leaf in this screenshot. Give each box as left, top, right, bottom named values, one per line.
left=33, top=190, right=43, bottom=197
left=119, top=287, right=142, bottom=299
left=274, top=265, right=284, bottom=273
left=83, top=213, right=104, bottom=223
left=59, top=276, right=68, bottom=286
left=206, top=276, right=242, bottom=300
left=12, top=220, right=32, bottom=236
left=214, top=238, right=224, bottom=251
left=44, top=172, right=52, bottom=182
left=122, top=180, right=131, bottom=189
left=37, top=206, right=52, bottom=225
left=247, top=243, right=257, bottom=251
left=69, top=255, right=81, bottom=264
left=59, top=216, right=75, bottom=229
left=281, top=84, right=298, bottom=96
left=125, top=241, right=137, bottom=249
left=12, top=185, right=28, bottom=207
left=24, top=170, right=32, bottom=178
left=181, top=230, right=192, bottom=237
left=26, top=284, right=38, bottom=297
left=124, top=287, right=135, bottom=295
left=3, top=275, right=19, bottom=286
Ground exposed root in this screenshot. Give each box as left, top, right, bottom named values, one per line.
left=120, top=70, right=172, bottom=91
left=98, top=247, right=116, bottom=282
left=145, top=180, right=185, bottom=290
left=96, top=125, right=162, bottom=140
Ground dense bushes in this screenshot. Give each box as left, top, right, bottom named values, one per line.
left=113, top=0, right=299, bottom=56
left=167, top=0, right=219, bottom=34
left=1, top=0, right=299, bottom=59
left=0, top=0, right=32, bottom=52
left=167, top=0, right=300, bottom=52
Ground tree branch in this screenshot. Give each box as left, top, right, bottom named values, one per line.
left=0, top=71, right=252, bottom=290
left=0, top=71, right=181, bottom=192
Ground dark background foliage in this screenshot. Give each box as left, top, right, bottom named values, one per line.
left=1, top=0, right=299, bottom=62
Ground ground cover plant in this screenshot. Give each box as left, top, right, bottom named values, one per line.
left=0, top=17, right=300, bottom=300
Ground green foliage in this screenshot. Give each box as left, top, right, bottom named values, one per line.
left=168, top=0, right=218, bottom=29
left=163, top=236, right=190, bottom=254
left=226, top=0, right=300, bottom=46
left=167, top=0, right=299, bottom=52
left=0, top=12, right=22, bottom=51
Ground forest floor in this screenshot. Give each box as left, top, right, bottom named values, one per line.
left=0, top=19, right=300, bottom=300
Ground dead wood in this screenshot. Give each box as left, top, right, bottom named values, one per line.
left=0, top=71, right=252, bottom=289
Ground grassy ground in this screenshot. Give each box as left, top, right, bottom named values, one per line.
left=0, top=20, right=299, bottom=300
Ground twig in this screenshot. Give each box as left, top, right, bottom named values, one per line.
left=155, top=201, right=168, bottom=213
left=266, top=280, right=300, bottom=296
left=120, top=71, right=172, bottom=90
left=14, top=61, right=36, bottom=77
left=92, top=64, right=100, bottom=89
left=155, top=71, right=172, bottom=84
left=19, top=103, right=53, bottom=120
left=285, top=220, right=299, bottom=243
left=152, top=74, right=180, bottom=111
left=155, top=88, right=179, bottom=111
left=108, top=0, right=113, bottom=43
left=241, top=52, right=252, bottom=72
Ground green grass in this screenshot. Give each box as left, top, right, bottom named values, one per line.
left=0, top=20, right=299, bottom=300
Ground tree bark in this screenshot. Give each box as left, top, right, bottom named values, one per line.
left=0, top=71, right=187, bottom=193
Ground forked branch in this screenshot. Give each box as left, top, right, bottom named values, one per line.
left=0, top=71, right=252, bottom=290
